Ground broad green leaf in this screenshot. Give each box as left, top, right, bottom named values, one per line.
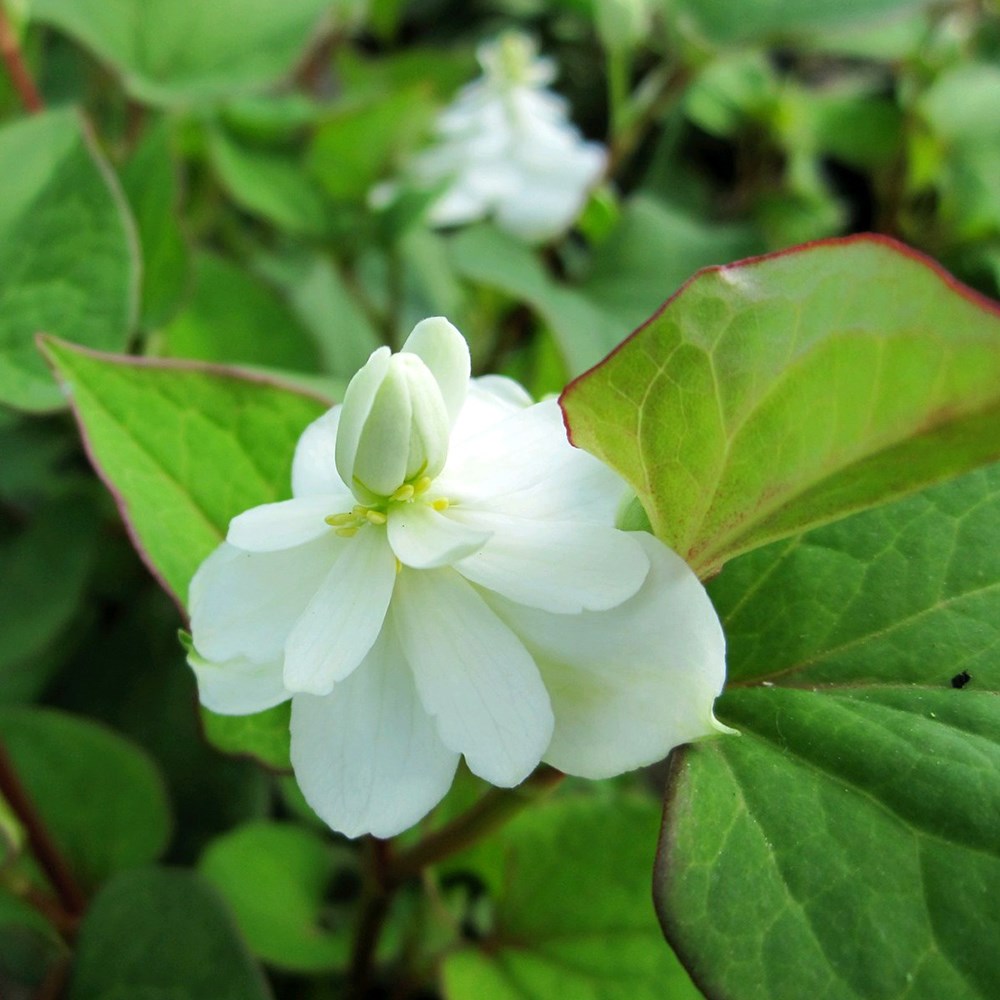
left=200, top=702, right=292, bottom=773
left=160, top=253, right=320, bottom=372
left=206, top=128, right=329, bottom=237
left=0, top=496, right=99, bottom=702
left=119, top=118, right=189, bottom=329
left=672, top=0, right=934, bottom=46
left=199, top=821, right=355, bottom=972
left=68, top=868, right=272, bottom=1000
left=562, top=236, right=1000, bottom=576
left=0, top=108, right=138, bottom=412
left=0, top=889, right=67, bottom=989
left=580, top=195, right=761, bottom=333
left=447, top=223, right=623, bottom=375
left=655, top=464, right=1000, bottom=1000
left=30, top=0, right=329, bottom=106
left=0, top=707, right=171, bottom=890
left=443, top=796, right=702, bottom=1000
left=41, top=338, right=327, bottom=604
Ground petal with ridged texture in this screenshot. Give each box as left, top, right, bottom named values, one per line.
left=283, top=528, right=397, bottom=695
left=392, top=568, right=553, bottom=787
left=290, top=627, right=459, bottom=839
left=387, top=501, right=491, bottom=569
left=485, top=533, right=727, bottom=779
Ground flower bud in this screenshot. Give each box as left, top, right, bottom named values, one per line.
left=336, top=345, right=451, bottom=503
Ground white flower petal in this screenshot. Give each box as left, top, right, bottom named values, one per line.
left=190, top=540, right=339, bottom=665
left=440, top=398, right=628, bottom=523
left=453, top=512, right=648, bottom=613
left=227, top=495, right=341, bottom=552
left=335, top=345, right=392, bottom=493
left=485, top=533, right=727, bottom=779
left=473, top=374, right=532, bottom=410
left=187, top=647, right=288, bottom=715
left=292, top=407, right=353, bottom=499
left=290, top=627, right=459, bottom=839
left=283, top=528, right=397, bottom=695
left=392, top=568, right=553, bottom=786
left=387, top=502, right=491, bottom=569
left=401, top=317, right=471, bottom=425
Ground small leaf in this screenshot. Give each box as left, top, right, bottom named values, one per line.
left=29, top=0, right=330, bottom=106
left=0, top=889, right=67, bottom=989
left=0, top=707, right=171, bottom=891
left=0, top=109, right=138, bottom=412
left=200, top=704, right=292, bottom=773
left=41, top=340, right=328, bottom=605
left=443, top=795, right=702, bottom=1000
left=655, top=463, right=1000, bottom=1000
left=67, top=867, right=272, bottom=1000
left=562, top=236, right=1000, bottom=576
left=198, top=821, right=355, bottom=972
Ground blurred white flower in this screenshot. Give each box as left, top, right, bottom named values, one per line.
left=391, top=32, right=607, bottom=243
left=187, top=317, right=727, bottom=838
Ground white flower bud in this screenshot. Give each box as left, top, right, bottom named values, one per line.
left=335, top=345, right=451, bottom=503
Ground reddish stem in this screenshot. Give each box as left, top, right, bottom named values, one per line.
left=0, top=5, right=44, bottom=113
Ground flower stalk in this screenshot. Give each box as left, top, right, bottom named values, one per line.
left=0, top=5, right=44, bottom=114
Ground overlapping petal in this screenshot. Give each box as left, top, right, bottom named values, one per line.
left=290, top=627, right=459, bottom=839
left=227, top=495, right=342, bottom=552
left=392, top=567, right=553, bottom=786
left=484, top=533, right=727, bottom=779
left=452, top=511, right=648, bottom=613
left=291, top=407, right=351, bottom=499
left=283, top=527, right=397, bottom=695
left=189, top=539, right=340, bottom=664
left=187, top=647, right=287, bottom=716
left=387, top=501, right=491, bottom=569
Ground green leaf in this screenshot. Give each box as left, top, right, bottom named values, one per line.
left=0, top=109, right=138, bottom=412
left=41, top=339, right=327, bottom=604
left=206, top=128, right=329, bottom=237
left=198, top=821, right=355, bottom=972
left=30, top=0, right=329, bottom=106
left=447, top=224, right=623, bottom=376
left=119, top=118, right=190, bottom=329
left=0, top=707, right=171, bottom=891
left=443, top=796, right=702, bottom=1000
left=68, top=867, right=272, bottom=1000
left=0, top=496, right=100, bottom=702
left=580, top=195, right=761, bottom=333
left=655, top=463, right=1000, bottom=1000
left=160, top=253, right=320, bottom=372
left=562, top=236, right=1000, bottom=576
left=673, top=0, right=934, bottom=46
left=0, top=889, right=67, bottom=989
left=200, top=703, right=292, bottom=773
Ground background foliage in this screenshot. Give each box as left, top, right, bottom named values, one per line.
left=1, top=1, right=999, bottom=998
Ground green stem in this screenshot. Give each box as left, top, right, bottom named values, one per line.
left=607, top=46, right=631, bottom=142
left=387, top=766, right=564, bottom=885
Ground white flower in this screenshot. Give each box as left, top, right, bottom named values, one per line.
left=187, top=317, right=727, bottom=839
left=401, top=31, right=607, bottom=243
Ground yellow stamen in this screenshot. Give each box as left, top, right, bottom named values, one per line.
left=395, top=557, right=402, bottom=574
left=431, top=498, right=450, bottom=512
left=365, top=509, right=387, bottom=525
left=413, top=475, right=433, bottom=496
left=335, top=526, right=359, bottom=538
left=352, top=505, right=368, bottom=516
left=392, top=484, right=415, bottom=502
left=325, top=512, right=355, bottom=526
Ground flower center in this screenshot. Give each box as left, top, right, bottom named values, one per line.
left=324, top=475, right=451, bottom=538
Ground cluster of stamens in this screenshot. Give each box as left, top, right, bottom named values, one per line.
left=324, top=475, right=450, bottom=538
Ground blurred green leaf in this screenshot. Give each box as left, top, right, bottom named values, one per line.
left=30, top=0, right=329, bottom=106
left=448, top=224, right=623, bottom=375
left=199, top=821, right=355, bottom=972
left=200, top=703, right=292, bottom=773
left=657, top=464, right=1000, bottom=1000
left=0, top=889, right=67, bottom=990
left=161, top=253, right=320, bottom=371
left=0, top=108, right=138, bottom=412
left=0, top=497, right=100, bottom=703
left=580, top=195, right=761, bottom=332
left=563, top=236, right=1000, bottom=576
left=443, top=795, right=702, bottom=1000
left=206, top=128, right=329, bottom=237
left=0, top=707, right=171, bottom=890
left=672, top=0, right=934, bottom=46
left=42, top=338, right=327, bottom=604
left=68, top=867, right=272, bottom=1000
left=119, top=118, right=190, bottom=329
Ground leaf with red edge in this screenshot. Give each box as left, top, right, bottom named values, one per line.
left=561, top=235, right=1000, bottom=577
